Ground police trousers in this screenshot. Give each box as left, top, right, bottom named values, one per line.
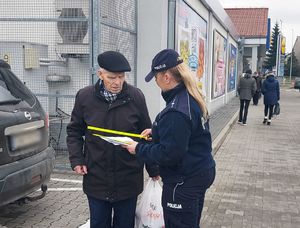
left=162, top=167, right=215, bottom=228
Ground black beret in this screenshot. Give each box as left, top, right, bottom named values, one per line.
left=97, top=51, right=131, bottom=72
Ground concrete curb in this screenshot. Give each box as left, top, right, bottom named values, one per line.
left=212, top=110, right=239, bottom=156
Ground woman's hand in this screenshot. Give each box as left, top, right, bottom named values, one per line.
left=122, top=141, right=138, bottom=154
left=141, top=128, right=152, bottom=141
left=151, top=175, right=160, bottom=181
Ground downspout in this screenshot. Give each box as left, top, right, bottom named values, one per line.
left=89, top=0, right=100, bottom=84
left=167, top=0, right=176, bottom=49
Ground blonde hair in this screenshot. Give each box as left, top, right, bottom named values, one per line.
left=168, top=63, right=208, bottom=120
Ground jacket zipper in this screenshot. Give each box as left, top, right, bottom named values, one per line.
left=107, top=98, right=131, bottom=200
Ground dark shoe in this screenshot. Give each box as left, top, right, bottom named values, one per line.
left=267, top=120, right=271, bottom=125
left=263, top=118, right=267, bottom=124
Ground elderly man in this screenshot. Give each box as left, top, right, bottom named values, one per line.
left=67, top=51, right=158, bottom=228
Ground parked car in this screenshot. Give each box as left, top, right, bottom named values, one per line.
left=294, top=77, right=300, bottom=90
left=0, top=60, right=55, bottom=206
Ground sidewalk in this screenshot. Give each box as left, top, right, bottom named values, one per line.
left=201, top=89, right=300, bottom=228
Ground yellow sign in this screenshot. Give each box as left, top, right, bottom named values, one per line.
left=281, top=36, right=286, bottom=55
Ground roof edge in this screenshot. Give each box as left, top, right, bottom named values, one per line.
left=200, top=0, right=240, bottom=41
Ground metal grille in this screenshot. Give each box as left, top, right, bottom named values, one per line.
left=98, top=0, right=137, bottom=85
left=100, top=25, right=136, bottom=85
left=100, top=0, right=136, bottom=31
left=0, top=0, right=137, bottom=170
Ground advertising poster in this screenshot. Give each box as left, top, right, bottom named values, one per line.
left=227, top=44, right=237, bottom=92
left=212, top=30, right=227, bottom=99
left=177, top=0, right=207, bottom=96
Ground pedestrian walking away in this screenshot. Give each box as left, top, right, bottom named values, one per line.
left=261, top=71, right=280, bottom=125
left=67, top=51, right=159, bottom=228
left=237, top=69, right=257, bottom=125
left=252, top=71, right=262, bottom=105
left=122, top=49, right=216, bottom=228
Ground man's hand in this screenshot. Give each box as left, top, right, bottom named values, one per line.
left=122, top=141, right=138, bottom=154
left=74, top=165, right=88, bottom=175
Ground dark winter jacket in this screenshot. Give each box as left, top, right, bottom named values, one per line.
left=136, top=83, right=215, bottom=183
left=238, top=73, right=257, bottom=100
left=262, top=74, right=280, bottom=105
left=67, top=80, right=158, bottom=202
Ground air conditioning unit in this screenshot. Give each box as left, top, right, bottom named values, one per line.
left=57, top=8, right=88, bottom=44
left=55, top=0, right=89, bottom=55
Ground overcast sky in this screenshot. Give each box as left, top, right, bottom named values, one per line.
left=218, top=0, right=299, bottom=53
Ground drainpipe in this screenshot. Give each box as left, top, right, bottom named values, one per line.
left=167, top=0, right=176, bottom=49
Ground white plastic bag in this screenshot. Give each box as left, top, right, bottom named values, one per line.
left=135, top=179, right=165, bottom=228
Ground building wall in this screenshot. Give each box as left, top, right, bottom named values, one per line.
left=294, top=36, right=300, bottom=65
left=136, top=0, right=169, bottom=121
left=137, top=0, right=239, bottom=120
left=188, top=0, right=209, bottom=19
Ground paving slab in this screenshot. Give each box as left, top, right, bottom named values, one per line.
left=201, top=89, right=300, bottom=228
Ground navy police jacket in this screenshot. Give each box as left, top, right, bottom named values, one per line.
left=136, top=83, right=215, bottom=183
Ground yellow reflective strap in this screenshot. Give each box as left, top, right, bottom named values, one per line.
left=87, top=125, right=147, bottom=139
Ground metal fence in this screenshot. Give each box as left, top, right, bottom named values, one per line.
left=0, top=0, right=137, bottom=169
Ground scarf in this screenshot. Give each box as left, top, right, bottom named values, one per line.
left=99, top=80, right=119, bottom=103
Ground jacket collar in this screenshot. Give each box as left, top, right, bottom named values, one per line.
left=244, top=73, right=251, bottom=78
left=94, top=79, right=129, bottom=100
left=161, top=83, right=185, bottom=104
left=266, top=75, right=275, bottom=82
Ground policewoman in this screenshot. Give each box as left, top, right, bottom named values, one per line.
left=123, top=49, right=216, bottom=228
left=67, top=51, right=158, bottom=228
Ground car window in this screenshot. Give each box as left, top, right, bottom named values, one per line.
left=0, top=79, right=8, bottom=89
left=0, top=68, right=36, bottom=107
left=0, top=86, right=21, bottom=105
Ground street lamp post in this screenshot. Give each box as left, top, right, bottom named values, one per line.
left=276, top=34, right=281, bottom=76
left=276, top=20, right=283, bottom=77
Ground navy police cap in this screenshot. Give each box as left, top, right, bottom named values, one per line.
left=145, top=49, right=183, bottom=82
left=97, top=51, right=131, bottom=72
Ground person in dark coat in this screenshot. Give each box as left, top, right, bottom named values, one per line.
left=252, top=71, right=262, bottom=105
left=67, top=51, right=158, bottom=228
left=237, top=69, right=257, bottom=125
left=123, top=49, right=216, bottom=228
left=261, top=72, right=280, bottom=125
